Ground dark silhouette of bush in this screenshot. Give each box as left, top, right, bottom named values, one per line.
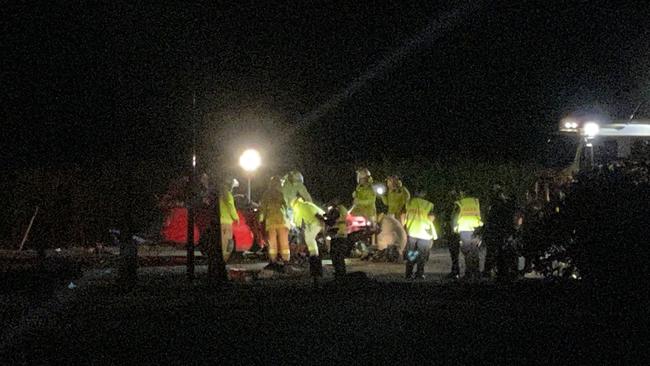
left=563, top=161, right=650, bottom=285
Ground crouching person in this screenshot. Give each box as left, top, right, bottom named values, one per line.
left=404, top=189, right=437, bottom=280
left=260, top=176, right=291, bottom=271
left=291, top=197, right=325, bottom=280
left=376, top=214, right=407, bottom=262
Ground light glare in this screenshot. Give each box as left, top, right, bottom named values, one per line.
left=373, top=183, right=386, bottom=195
left=563, top=120, right=578, bottom=129
left=583, top=122, right=600, bottom=138
left=239, top=149, right=261, bottom=172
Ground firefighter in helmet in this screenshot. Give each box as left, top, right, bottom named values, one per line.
left=290, top=197, right=325, bottom=280
left=259, top=176, right=291, bottom=270
left=350, top=168, right=377, bottom=223
left=381, top=175, right=410, bottom=222
left=281, top=170, right=313, bottom=207
left=281, top=171, right=313, bottom=241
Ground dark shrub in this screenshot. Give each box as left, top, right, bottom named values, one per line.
left=564, top=161, right=650, bottom=285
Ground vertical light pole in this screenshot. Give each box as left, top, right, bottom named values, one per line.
left=239, top=149, right=261, bottom=203
left=187, top=92, right=197, bottom=281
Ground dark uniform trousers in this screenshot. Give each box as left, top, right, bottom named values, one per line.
left=405, top=237, right=432, bottom=278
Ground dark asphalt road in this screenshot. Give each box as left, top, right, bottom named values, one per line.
left=1, top=270, right=646, bottom=365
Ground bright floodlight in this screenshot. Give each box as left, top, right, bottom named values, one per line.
left=239, top=149, right=261, bottom=172
left=583, top=121, right=600, bottom=138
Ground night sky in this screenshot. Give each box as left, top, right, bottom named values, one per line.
left=3, top=1, right=649, bottom=173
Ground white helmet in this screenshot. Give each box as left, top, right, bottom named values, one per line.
left=356, top=168, right=372, bottom=184
left=224, top=177, right=239, bottom=190
left=287, top=170, right=304, bottom=184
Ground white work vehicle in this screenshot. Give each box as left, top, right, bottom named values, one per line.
left=559, top=100, right=650, bottom=171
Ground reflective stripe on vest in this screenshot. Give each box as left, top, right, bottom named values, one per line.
left=456, top=197, right=482, bottom=232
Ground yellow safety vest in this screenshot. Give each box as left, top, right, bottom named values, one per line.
left=381, top=187, right=410, bottom=216
left=292, top=199, right=325, bottom=228
left=219, top=191, right=239, bottom=225
left=405, top=198, right=437, bottom=240
left=350, top=183, right=377, bottom=220
left=454, top=197, right=483, bottom=232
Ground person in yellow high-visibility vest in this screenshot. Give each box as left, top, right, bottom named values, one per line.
left=281, top=170, right=312, bottom=204
left=452, top=191, right=483, bottom=280
left=219, top=178, right=240, bottom=263
left=350, top=168, right=377, bottom=223
left=291, top=197, right=325, bottom=279
left=281, top=170, right=313, bottom=220
left=381, top=176, right=410, bottom=223
left=404, top=189, right=437, bottom=280
left=259, top=176, right=291, bottom=270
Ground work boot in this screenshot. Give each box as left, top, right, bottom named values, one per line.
left=331, top=243, right=346, bottom=278
left=332, top=254, right=347, bottom=279
left=445, top=272, right=460, bottom=280
left=481, top=270, right=494, bottom=279
left=415, top=263, right=426, bottom=280
left=405, top=261, right=415, bottom=279
left=276, top=262, right=286, bottom=274
left=462, top=268, right=477, bottom=282
left=309, top=256, right=323, bottom=278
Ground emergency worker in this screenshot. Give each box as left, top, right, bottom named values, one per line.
left=404, top=190, right=437, bottom=280
left=291, top=197, right=325, bottom=279
left=259, top=176, right=291, bottom=269
left=444, top=190, right=461, bottom=279
left=452, top=191, right=483, bottom=280
left=350, top=168, right=377, bottom=223
left=325, top=200, right=351, bottom=278
left=520, top=194, right=545, bottom=274
left=482, top=185, right=516, bottom=279
left=219, top=178, right=240, bottom=262
left=381, top=176, right=410, bottom=221
left=281, top=170, right=313, bottom=207
left=281, top=170, right=312, bottom=248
